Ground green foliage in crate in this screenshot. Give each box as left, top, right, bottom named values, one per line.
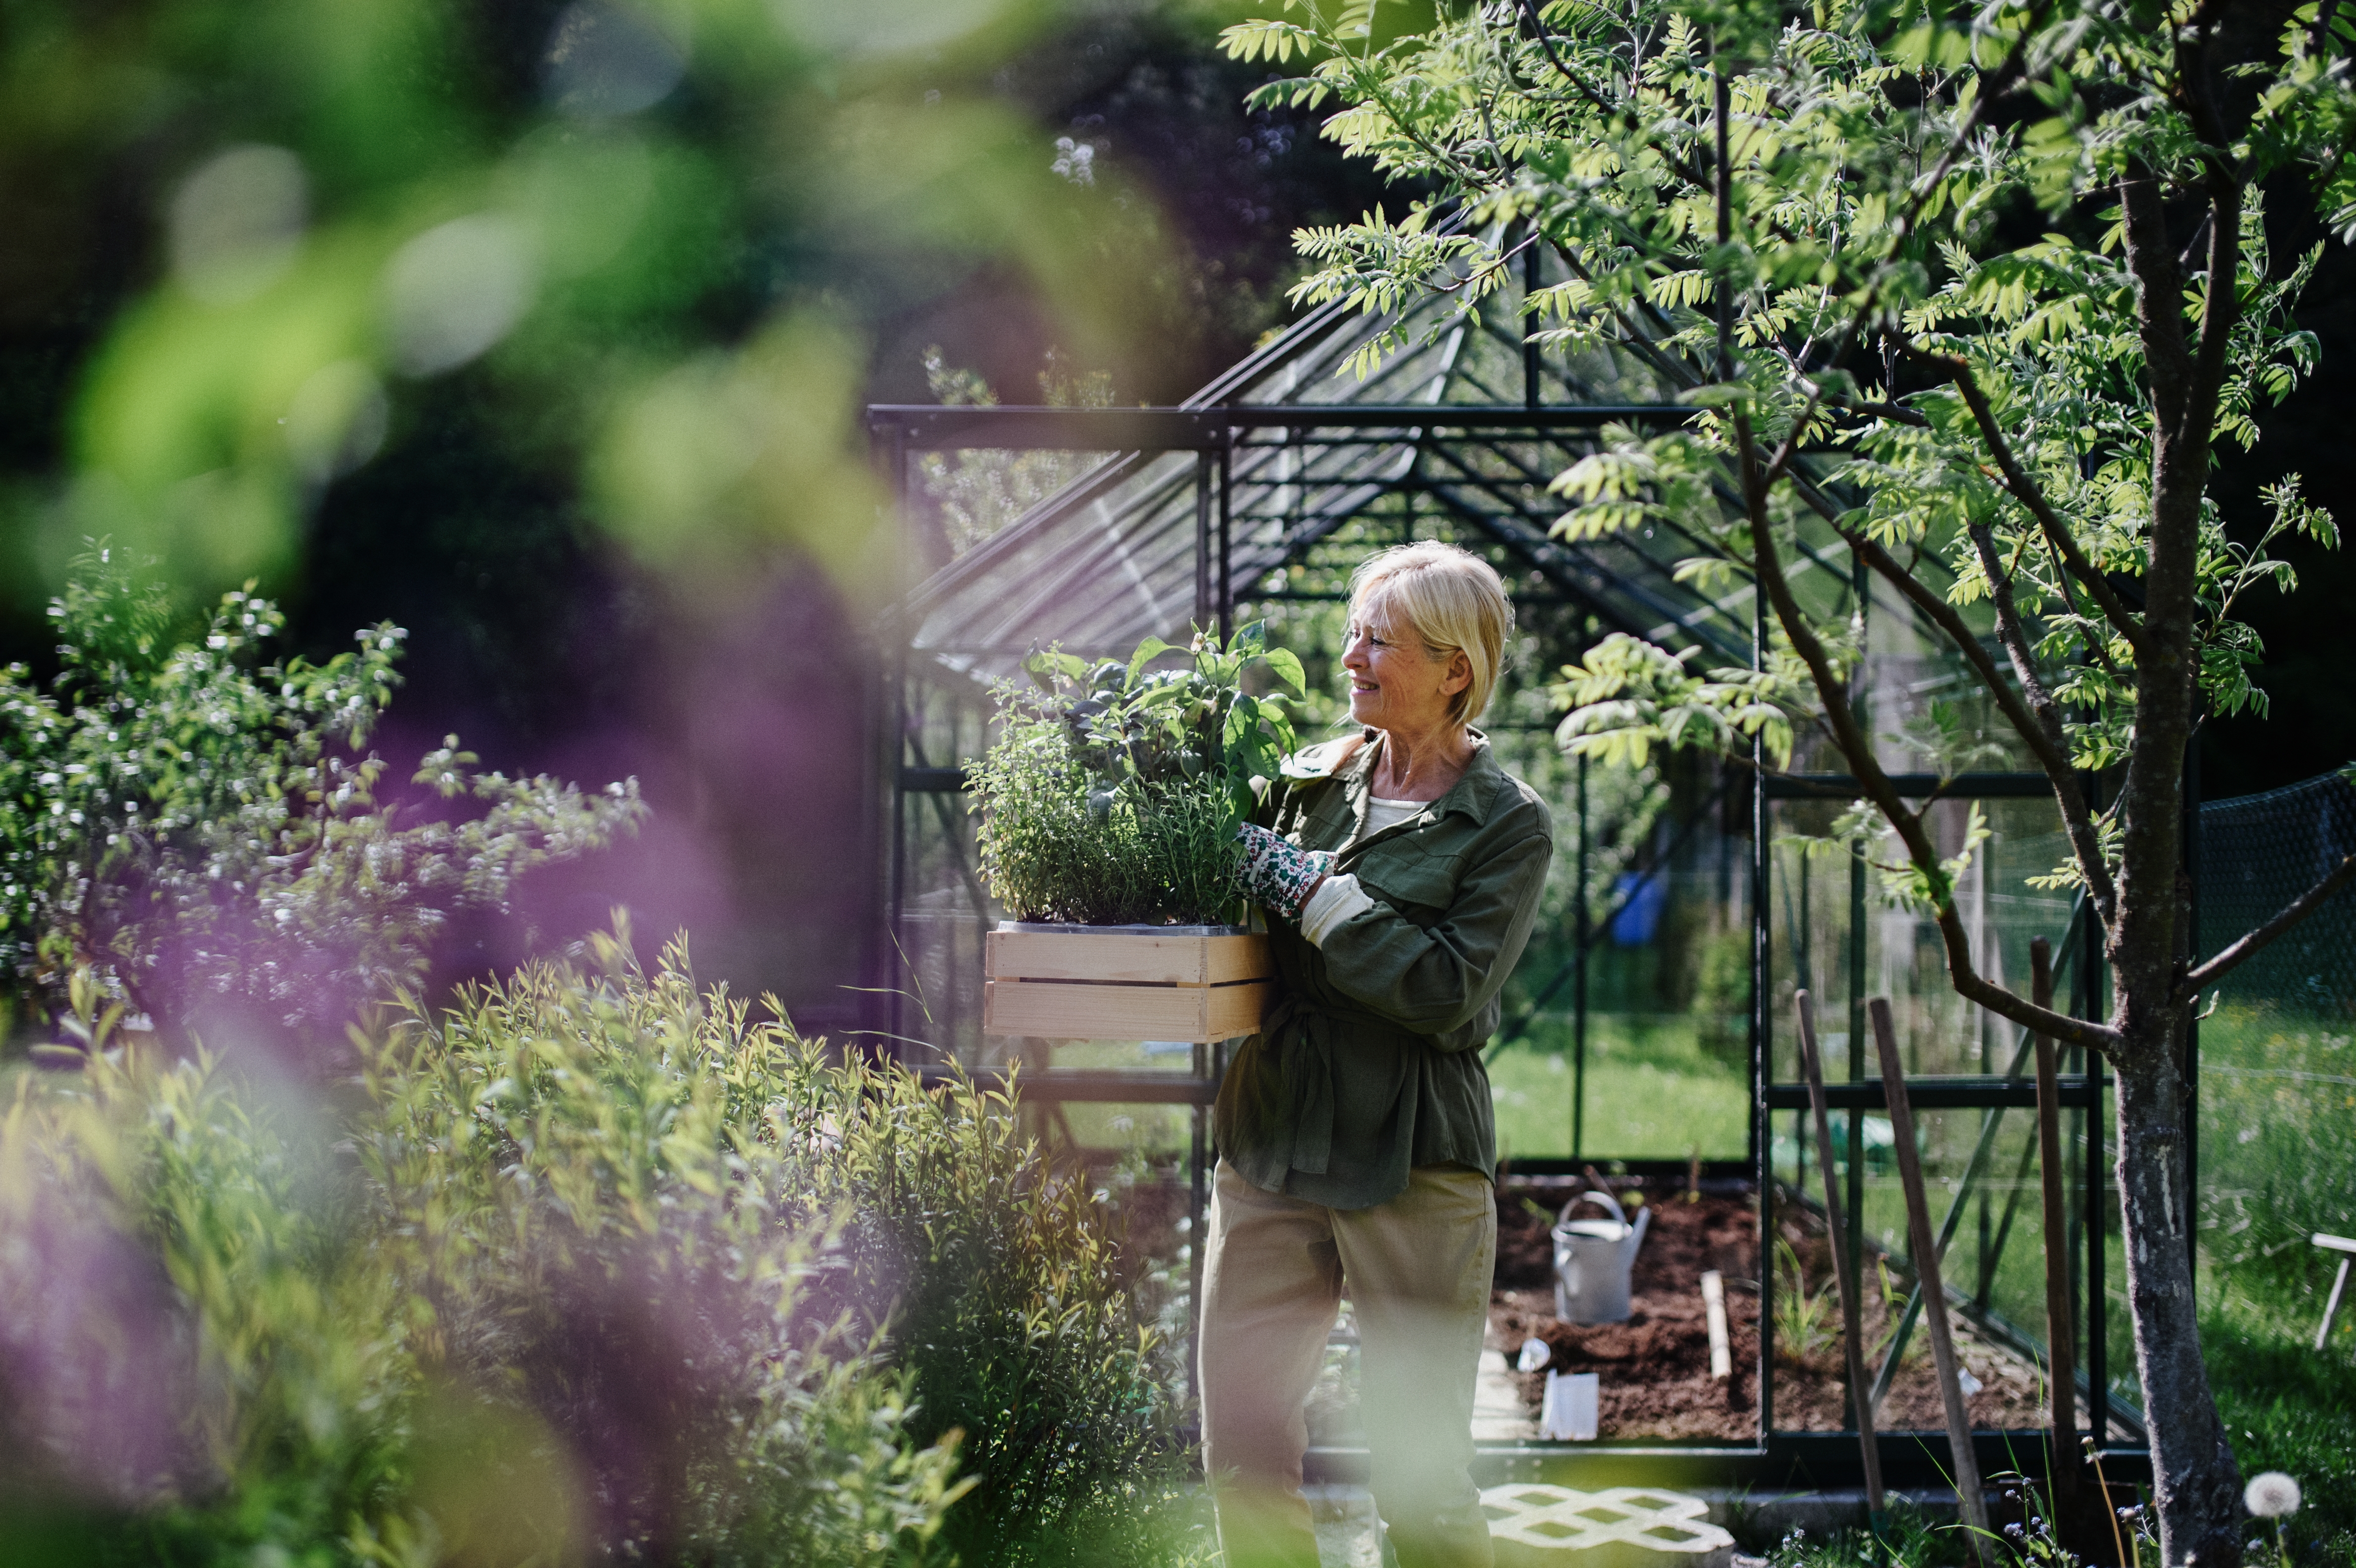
left=971, top=623, right=1304, bottom=926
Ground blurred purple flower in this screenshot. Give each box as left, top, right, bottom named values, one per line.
left=0, top=1183, right=205, bottom=1503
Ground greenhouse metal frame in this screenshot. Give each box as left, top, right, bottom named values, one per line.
left=862, top=253, right=2170, bottom=1485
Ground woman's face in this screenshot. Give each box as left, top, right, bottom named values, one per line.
left=1340, top=602, right=1470, bottom=734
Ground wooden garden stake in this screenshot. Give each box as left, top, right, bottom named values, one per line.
left=2030, top=938, right=2083, bottom=1520
left=1795, top=990, right=1884, bottom=1523
left=1869, top=996, right=1991, bottom=1562
left=1701, top=1270, right=1732, bottom=1380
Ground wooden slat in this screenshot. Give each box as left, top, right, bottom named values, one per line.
left=987, top=929, right=1272, bottom=985
left=985, top=979, right=1272, bottom=1043
left=1207, top=979, right=1274, bottom=1040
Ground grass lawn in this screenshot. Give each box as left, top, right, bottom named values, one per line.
left=2195, top=1004, right=2356, bottom=1565
left=1487, top=1013, right=1749, bottom=1163
left=2201, top=1282, right=2356, bottom=1567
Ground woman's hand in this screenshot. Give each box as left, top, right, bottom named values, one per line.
left=1234, top=823, right=1334, bottom=920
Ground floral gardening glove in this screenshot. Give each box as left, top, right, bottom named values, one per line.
left=1234, top=823, right=1334, bottom=920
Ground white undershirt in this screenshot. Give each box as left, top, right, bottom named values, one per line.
left=1362, top=795, right=1424, bottom=836
left=1298, top=797, right=1425, bottom=946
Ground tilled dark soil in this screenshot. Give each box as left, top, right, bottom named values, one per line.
left=1761, top=1223, right=2049, bottom=1435
left=1489, top=1179, right=2049, bottom=1439
left=1491, top=1181, right=1764, bottom=1439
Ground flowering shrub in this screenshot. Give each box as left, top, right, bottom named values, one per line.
left=0, top=546, right=645, bottom=1051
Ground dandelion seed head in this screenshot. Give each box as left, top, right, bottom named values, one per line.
left=2246, top=1472, right=2302, bottom=1518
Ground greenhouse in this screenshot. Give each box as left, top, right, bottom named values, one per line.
left=866, top=246, right=2163, bottom=1481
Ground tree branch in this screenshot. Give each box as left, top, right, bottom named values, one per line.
left=2308, top=0, right=2344, bottom=60
left=1785, top=477, right=2121, bottom=926
left=1740, top=412, right=2117, bottom=1051
left=2120, top=170, right=2194, bottom=438
left=1926, top=351, right=2151, bottom=658
left=2180, top=852, right=2356, bottom=998
left=1957, top=513, right=2126, bottom=928
left=2111, top=54, right=2249, bottom=1016
left=2177, top=11, right=2247, bottom=447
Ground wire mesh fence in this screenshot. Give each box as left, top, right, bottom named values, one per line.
left=2198, top=768, right=2356, bottom=1306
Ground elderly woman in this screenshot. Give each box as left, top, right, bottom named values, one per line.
left=1207, top=541, right=1554, bottom=1568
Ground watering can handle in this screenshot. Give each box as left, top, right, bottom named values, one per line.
left=1557, top=1189, right=1628, bottom=1229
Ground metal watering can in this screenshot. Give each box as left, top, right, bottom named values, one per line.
left=1551, top=1189, right=1651, bottom=1325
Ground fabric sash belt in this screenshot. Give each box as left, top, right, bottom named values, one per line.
left=1258, top=992, right=1405, bottom=1177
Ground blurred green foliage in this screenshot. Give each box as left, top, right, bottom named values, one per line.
left=0, top=547, right=645, bottom=1049
left=0, top=0, right=1366, bottom=620
left=1, top=929, right=1202, bottom=1564
left=3, top=0, right=962, bottom=599
left=0, top=954, right=966, bottom=1565
left=0, top=0, right=1402, bottom=1021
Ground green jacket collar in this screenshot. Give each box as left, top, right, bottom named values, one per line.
left=1294, top=727, right=1505, bottom=829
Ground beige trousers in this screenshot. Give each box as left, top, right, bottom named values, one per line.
left=1197, top=1160, right=1498, bottom=1568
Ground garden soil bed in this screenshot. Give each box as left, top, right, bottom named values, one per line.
left=1489, top=1178, right=2050, bottom=1439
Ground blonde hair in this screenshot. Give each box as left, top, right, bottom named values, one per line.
left=1347, top=541, right=1513, bottom=725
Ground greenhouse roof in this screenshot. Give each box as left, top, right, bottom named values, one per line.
left=876, top=246, right=1904, bottom=688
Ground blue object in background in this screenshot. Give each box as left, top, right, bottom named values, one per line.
left=1610, top=872, right=1668, bottom=944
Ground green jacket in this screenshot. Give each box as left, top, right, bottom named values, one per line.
left=1214, top=728, right=1554, bottom=1210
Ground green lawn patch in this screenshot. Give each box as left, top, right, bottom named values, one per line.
left=1488, top=1013, right=1749, bottom=1163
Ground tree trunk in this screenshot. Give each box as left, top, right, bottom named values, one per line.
left=2109, top=1010, right=2241, bottom=1567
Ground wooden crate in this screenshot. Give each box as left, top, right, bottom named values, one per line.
left=984, top=926, right=1275, bottom=1043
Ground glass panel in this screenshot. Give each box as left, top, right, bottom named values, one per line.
left=895, top=670, right=997, bottom=1065
left=1766, top=794, right=2081, bottom=1084
left=1762, top=784, right=2101, bottom=1435
left=1493, top=843, right=1753, bottom=1164
left=1769, top=1100, right=2091, bottom=1433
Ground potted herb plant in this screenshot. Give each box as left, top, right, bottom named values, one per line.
left=969, top=623, right=1305, bottom=1042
